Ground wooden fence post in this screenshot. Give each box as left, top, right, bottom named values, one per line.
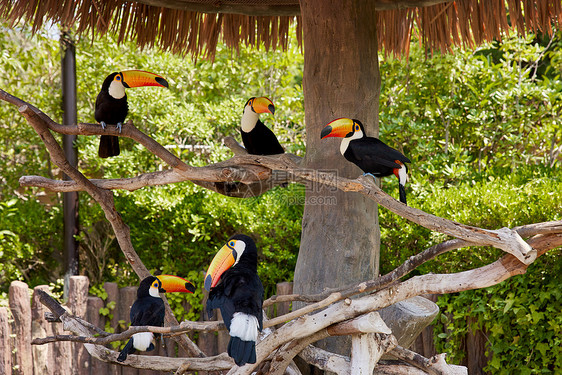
left=276, top=282, right=293, bottom=317
left=0, top=307, right=11, bottom=375
left=119, top=286, right=138, bottom=375
left=467, top=316, right=490, bottom=374
left=197, top=286, right=218, bottom=359
left=32, top=285, right=56, bottom=375
left=87, top=296, right=108, bottom=375
left=52, top=305, right=72, bottom=375
left=68, top=276, right=90, bottom=375
left=9, top=281, right=33, bottom=375
left=103, top=282, right=121, bottom=375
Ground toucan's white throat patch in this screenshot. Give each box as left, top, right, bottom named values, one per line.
left=231, top=240, right=247, bottom=268
left=241, top=106, right=258, bottom=133
left=109, top=81, right=126, bottom=99
left=149, top=286, right=160, bottom=298
left=340, top=130, right=363, bottom=155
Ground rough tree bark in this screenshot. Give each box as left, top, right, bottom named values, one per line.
left=295, top=0, right=381, bottom=353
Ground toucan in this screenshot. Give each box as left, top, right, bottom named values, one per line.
left=116, top=274, right=195, bottom=362
left=95, top=70, right=169, bottom=158
left=204, top=234, right=264, bottom=366
left=321, top=117, right=411, bottom=204
left=240, top=97, right=284, bottom=155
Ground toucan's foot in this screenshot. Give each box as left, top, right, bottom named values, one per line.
left=100, top=121, right=107, bottom=130
left=363, top=172, right=377, bottom=181
left=117, top=122, right=123, bottom=133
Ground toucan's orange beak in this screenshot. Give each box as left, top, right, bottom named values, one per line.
left=157, top=275, right=195, bottom=293
left=204, top=243, right=237, bottom=291
left=320, top=117, right=354, bottom=139
left=252, top=97, right=275, bottom=115
left=120, top=70, right=169, bottom=89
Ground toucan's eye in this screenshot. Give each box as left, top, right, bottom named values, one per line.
left=153, top=282, right=158, bottom=287
left=248, top=100, right=253, bottom=107
left=229, top=240, right=236, bottom=247
left=116, top=76, right=121, bottom=81
left=355, top=125, right=359, bottom=131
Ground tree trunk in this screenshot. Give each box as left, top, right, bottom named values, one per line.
left=294, top=0, right=380, bottom=354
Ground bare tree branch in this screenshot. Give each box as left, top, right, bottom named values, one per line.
left=32, top=320, right=225, bottom=345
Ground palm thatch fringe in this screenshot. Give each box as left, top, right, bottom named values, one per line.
left=1, top=0, right=561, bottom=58
left=378, top=0, right=562, bottom=56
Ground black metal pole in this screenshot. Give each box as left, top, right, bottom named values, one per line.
left=60, top=29, right=79, bottom=285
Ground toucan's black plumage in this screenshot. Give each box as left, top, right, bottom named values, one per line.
left=240, top=97, right=284, bottom=155
left=117, top=275, right=194, bottom=362
left=205, top=234, right=264, bottom=366
left=94, top=70, right=169, bottom=158
left=321, top=118, right=411, bottom=204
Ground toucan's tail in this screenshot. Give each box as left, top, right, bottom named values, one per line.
left=99, top=135, right=120, bottom=158
left=228, top=337, right=257, bottom=366
left=117, top=338, right=135, bottom=362
left=398, top=183, right=407, bottom=205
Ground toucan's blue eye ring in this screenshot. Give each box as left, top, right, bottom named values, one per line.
left=355, top=125, right=359, bottom=131
left=116, top=76, right=121, bottom=81
left=229, top=241, right=236, bottom=247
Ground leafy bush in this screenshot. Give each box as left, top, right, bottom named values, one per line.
left=435, top=255, right=562, bottom=373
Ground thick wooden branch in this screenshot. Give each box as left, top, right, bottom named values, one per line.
left=32, top=320, right=224, bottom=346
left=298, top=346, right=436, bottom=375
left=285, top=167, right=537, bottom=264
left=266, top=312, right=392, bottom=375
left=265, top=222, right=562, bottom=309
left=350, top=333, right=397, bottom=375
left=389, top=346, right=467, bottom=375
left=298, top=345, right=350, bottom=373
left=264, top=229, right=561, bottom=330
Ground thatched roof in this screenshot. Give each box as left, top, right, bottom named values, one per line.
left=1, top=0, right=561, bottom=57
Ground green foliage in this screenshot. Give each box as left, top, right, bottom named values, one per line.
left=380, top=31, right=562, bottom=184
left=434, top=255, right=562, bottom=373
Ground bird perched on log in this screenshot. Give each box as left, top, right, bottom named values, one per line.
left=321, top=117, right=411, bottom=204
left=204, top=234, right=264, bottom=366
left=117, top=274, right=195, bottom=362
left=240, top=97, right=284, bottom=155
left=95, top=70, right=169, bottom=158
